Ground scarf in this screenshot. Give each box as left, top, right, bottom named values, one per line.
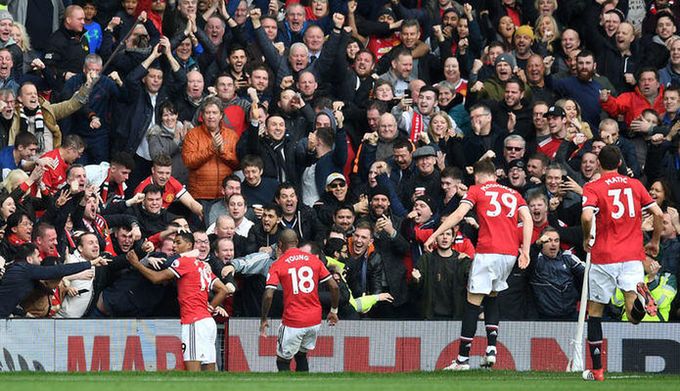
left=19, top=106, right=45, bottom=152
left=7, top=232, right=28, bottom=246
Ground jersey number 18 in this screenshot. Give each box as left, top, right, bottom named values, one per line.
left=288, top=266, right=315, bottom=295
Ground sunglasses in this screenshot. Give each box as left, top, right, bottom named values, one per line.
left=505, top=146, right=523, bottom=152
left=329, top=182, right=346, bottom=189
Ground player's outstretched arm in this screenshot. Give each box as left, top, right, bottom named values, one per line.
left=325, top=277, right=340, bottom=326
left=126, top=251, right=176, bottom=284
left=424, top=202, right=472, bottom=252
left=260, top=288, right=275, bottom=336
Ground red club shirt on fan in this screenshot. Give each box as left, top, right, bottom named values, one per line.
left=169, top=256, right=217, bottom=324
left=582, top=171, right=655, bottom=264
left=461, top=181, right=527, bottom=256
left=266, top=248, right=332, bottom=328
left=134, top=176, right=187, bottom=208
left=40, top=149, right=68, bottom=196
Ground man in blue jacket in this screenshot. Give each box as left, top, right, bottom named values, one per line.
left=0, top=242, right=108, bottom=317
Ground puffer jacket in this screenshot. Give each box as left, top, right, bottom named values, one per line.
left=601, top=85, right=666, bottom=126
left=181, top=123, right=239, bottom=200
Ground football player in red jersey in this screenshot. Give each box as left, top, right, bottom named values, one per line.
left=126, top=232, right=229, bottom=371
left=260, top=229, right=339, bottom=372
left=425, top=159, right=533, bottom=370
left=580, top=145, right=663, bottom=381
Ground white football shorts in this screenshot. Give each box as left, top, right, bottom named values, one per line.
left=468, top=253, right=517, bottom=295
left=276, top=323, right=321, bottom=361
left=588, top=261, right=644, bottom=304
left=181, top=317, right=217, bottom=364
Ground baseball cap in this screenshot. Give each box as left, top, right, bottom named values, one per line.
left=508, top=159, right=527, bottom=173
left=325, top=172, right=346, bottom=187
left=544, top=106, right=566, bottom=118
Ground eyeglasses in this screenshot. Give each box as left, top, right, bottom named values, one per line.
left=328, top=182, right=346, bottom=189
left=195, top=240, right=210, bottom=245
left=505, top=146, right=523, bottom=152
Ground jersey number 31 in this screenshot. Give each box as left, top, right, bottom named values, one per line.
left=608, top=188, right=635, bottom=219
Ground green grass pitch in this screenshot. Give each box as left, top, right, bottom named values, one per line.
left=1, top=371, right=678, bottom=390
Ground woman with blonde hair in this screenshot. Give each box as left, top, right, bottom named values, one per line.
left=534, top=15, right=560, bottom=54
left=10, top=22, right=40, bottom=76
left=555, top=98, right=593, bottom=138
left=421, top=111, right=467, bottom=171
left=2, top=167, right=45, bottom=220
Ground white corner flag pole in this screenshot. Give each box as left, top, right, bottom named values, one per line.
left=567, top=215, right=595, bottom=372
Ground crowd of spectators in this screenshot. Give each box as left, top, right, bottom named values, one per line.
left=0, top=0, right=677, bottom=322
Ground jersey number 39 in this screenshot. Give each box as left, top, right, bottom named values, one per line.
left=485, top=191, right=518, bottom=217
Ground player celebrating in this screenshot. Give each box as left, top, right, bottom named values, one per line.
left=260, top=229, right=340, bottom=372
left=581, top=145, right=663, bottom=381
left=424, top=159, right=533, bottom=370
left=126, top=232, right=230, bottom=372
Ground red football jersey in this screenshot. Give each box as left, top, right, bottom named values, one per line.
left=169, top=256, right=217, bottom=324
left=582, top=172, right=655, bottom=264
left=134, top=176, right=187, bottom=208
left=40, top=149, right=68, bottom=196
left=462, top=181, right=527, bottom=255
left=266, top=248, right=332, bottom=328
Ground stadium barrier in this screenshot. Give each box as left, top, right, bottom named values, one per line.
left=0, top=319, right=678, bottom=373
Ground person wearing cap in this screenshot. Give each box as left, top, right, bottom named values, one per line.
left=537, top=105, right=566, bottom=159
left=512, top=25, right=535, bottom=69
left=500, top=158, right=534, bottom=197
left=313, top=172, right=360, bottom=230
left=402, top=194, right=438, bottom=266
left=0, top=11, right=21, bottom=80
left=400, top=145, right=442, bottom=211
left=474, top=52, right=531, bottom=103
